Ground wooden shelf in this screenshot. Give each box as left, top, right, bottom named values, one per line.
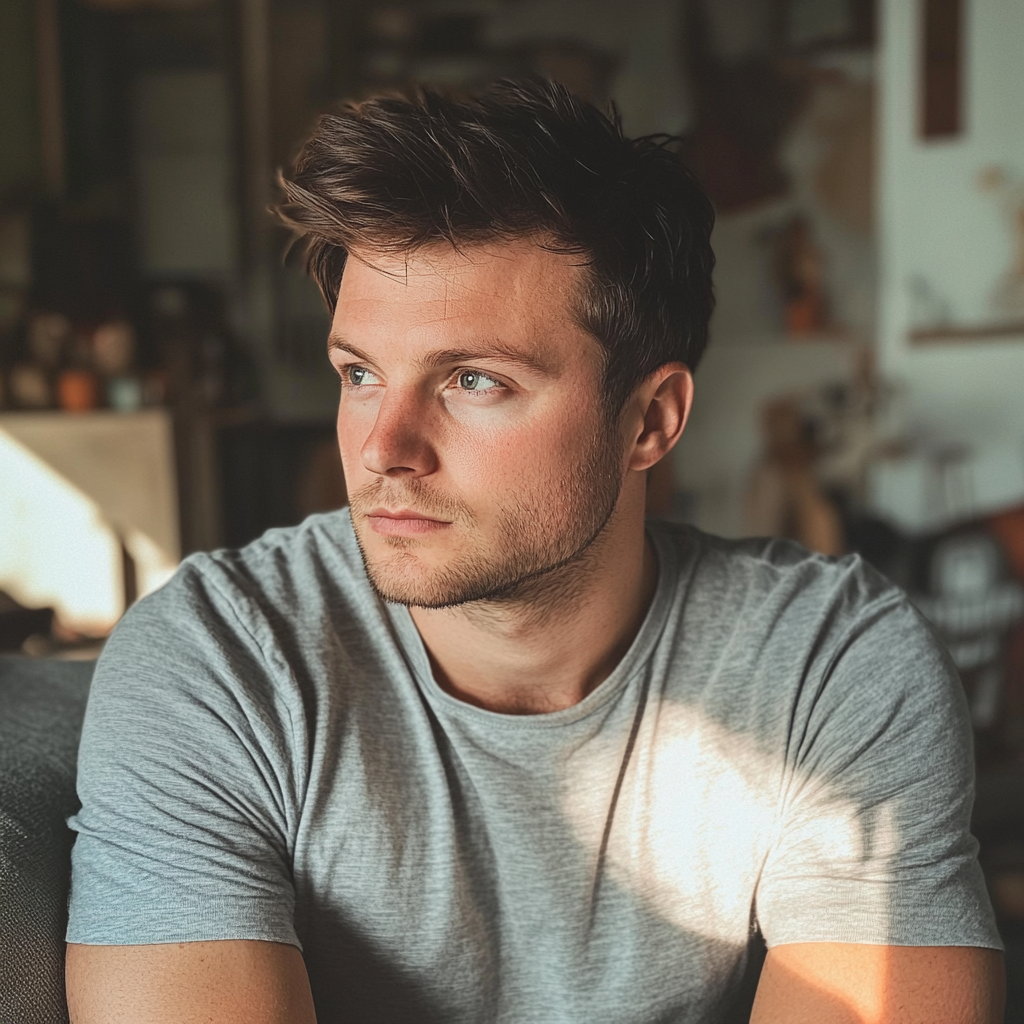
left=909, top=322, right=1024, bottom=344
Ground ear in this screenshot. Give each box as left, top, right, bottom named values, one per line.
left=625, top=363, right=694, bottom=473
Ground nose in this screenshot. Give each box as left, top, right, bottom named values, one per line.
left=360, top=388, right=439, bottom=478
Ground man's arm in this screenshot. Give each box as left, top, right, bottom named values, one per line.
left=66, top=940, right=317, bottom=1024
left=750, top=943, right=1004, bottom=1024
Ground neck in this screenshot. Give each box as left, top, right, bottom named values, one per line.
left=408, top=478, right=656, bottom=715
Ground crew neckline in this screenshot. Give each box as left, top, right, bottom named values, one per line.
left=384, top=523, right=682, bottom=730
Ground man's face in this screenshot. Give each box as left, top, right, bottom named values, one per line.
left=330, top=239, right=625, bottom=608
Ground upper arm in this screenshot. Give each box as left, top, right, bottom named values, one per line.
left=747, top=585, right=1006, bottom=1018
left=757, top=592, right=1000, bottom=950
left=67, top=569, right=303, bottom=949
left=749, top=943, right=1005, bottom=1024
left=66, top=940, right=317, bottom=1024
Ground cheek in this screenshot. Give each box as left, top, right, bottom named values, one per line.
left=445, top=407, right=601, bottom=498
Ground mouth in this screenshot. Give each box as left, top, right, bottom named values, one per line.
left=364, top=507, right=453, bottom=537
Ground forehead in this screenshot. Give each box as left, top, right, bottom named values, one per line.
left=333, top=239, right=589, bottom=343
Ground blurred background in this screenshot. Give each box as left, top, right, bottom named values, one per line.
left=3, top=0, right=1024, bottom=989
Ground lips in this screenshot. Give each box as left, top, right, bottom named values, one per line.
left=365, top=508, right=452, bottom=537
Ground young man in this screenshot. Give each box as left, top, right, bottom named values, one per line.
left=66, top=80, right=1003, bottom=1023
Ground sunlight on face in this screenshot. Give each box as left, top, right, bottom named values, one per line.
left=562, top=703, right=898, bottom=945
left=331, top=241, right=624, bottom=608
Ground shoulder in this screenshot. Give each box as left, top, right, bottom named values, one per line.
left=653, top=520, right=909, bottom=642
left=650, top=520, right=958, bottom=740
left=161, top=507, right=366, bottom=609
left=127, top=508, right=373, bottom=646
left=660, top=520, right=892, bottom=599
left=91, top=509, right=380, bottom=720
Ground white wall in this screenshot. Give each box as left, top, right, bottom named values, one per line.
left=878, top=0, right=1024, bottom=452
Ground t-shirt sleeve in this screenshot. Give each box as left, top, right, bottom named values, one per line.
left=67, top=558, right=305, bottom=948
left=755, top=590, right=1002, bottom=950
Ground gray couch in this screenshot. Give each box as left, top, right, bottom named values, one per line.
left=0, top=656, right=93, bottom=1024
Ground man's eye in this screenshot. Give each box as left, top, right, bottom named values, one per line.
left=345, top=366, right=378, bottom=386
left=456, top=371, right=500, bottom=392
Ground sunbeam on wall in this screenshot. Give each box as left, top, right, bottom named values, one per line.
left=0, top=428, right=124, bottom=633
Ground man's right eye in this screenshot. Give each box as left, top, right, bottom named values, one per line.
left=345, top=366, right=379, bottom=386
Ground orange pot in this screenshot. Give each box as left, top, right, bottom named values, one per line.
left=58, top=369, right=99, bottom=413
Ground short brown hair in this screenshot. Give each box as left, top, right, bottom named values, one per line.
left=275, top=78, right=715, bottom=413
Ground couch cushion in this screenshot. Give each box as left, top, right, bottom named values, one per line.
left=1, top=656, right=94, bottom=1024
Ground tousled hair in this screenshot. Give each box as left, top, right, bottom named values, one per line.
left=275, top=77, right=715, bottom=414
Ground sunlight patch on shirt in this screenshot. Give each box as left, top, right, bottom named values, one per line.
left=563, top=702, right=898, bottom=944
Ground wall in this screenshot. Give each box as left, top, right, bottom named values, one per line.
left=878, top=0, right=1024, bottom=454
left=684, top=0, right=1024, bottom=538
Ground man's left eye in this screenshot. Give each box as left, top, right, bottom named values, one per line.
left=456, top=371, right=500, bottom=392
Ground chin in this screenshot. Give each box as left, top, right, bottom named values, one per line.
left=352, top=516, right=482, bottom=607
left=362, top=539, right=606, bottom=611
left=363, top=551, right=446, bottom=607
left=352, top=531, right=462, bottom=606
left=364, top=554, right=494, bottom=609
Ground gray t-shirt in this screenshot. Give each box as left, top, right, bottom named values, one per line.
left=67, top=511, right=1000, bottom=1023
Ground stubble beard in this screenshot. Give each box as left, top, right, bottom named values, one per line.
left=348, top=420, right=625, bottom=612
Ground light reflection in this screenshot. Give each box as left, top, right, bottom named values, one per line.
left=563, top=703, right=897, bottom=944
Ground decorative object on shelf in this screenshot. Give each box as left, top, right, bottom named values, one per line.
left=680, top=0, right=808, bottom=214
left=92, top=320, right=136, bottom=377
left=772, top=215, right=831, bottom=338
left=906, top=273, right=952, bottom=332
left=361, top=6, right=416, bottom=88
left=8, top=364, right=52, bottom=409
left=745, top=356, right=905, bottom=556
left=107, top=376, right=143, bottom=413
left=919, top=168, right=1024, bottom=342
left=979, top=165, right=1024, bottom=324
left=93, top=319, right=143, bottom=413
left=57, top=369, right=99, bottom=413
left=744, top=395, right=845, bottom=556
left=67, top=330, right=95, bottom=372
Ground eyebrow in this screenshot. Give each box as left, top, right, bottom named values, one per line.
left=327, top=334, right=553, bottom=375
